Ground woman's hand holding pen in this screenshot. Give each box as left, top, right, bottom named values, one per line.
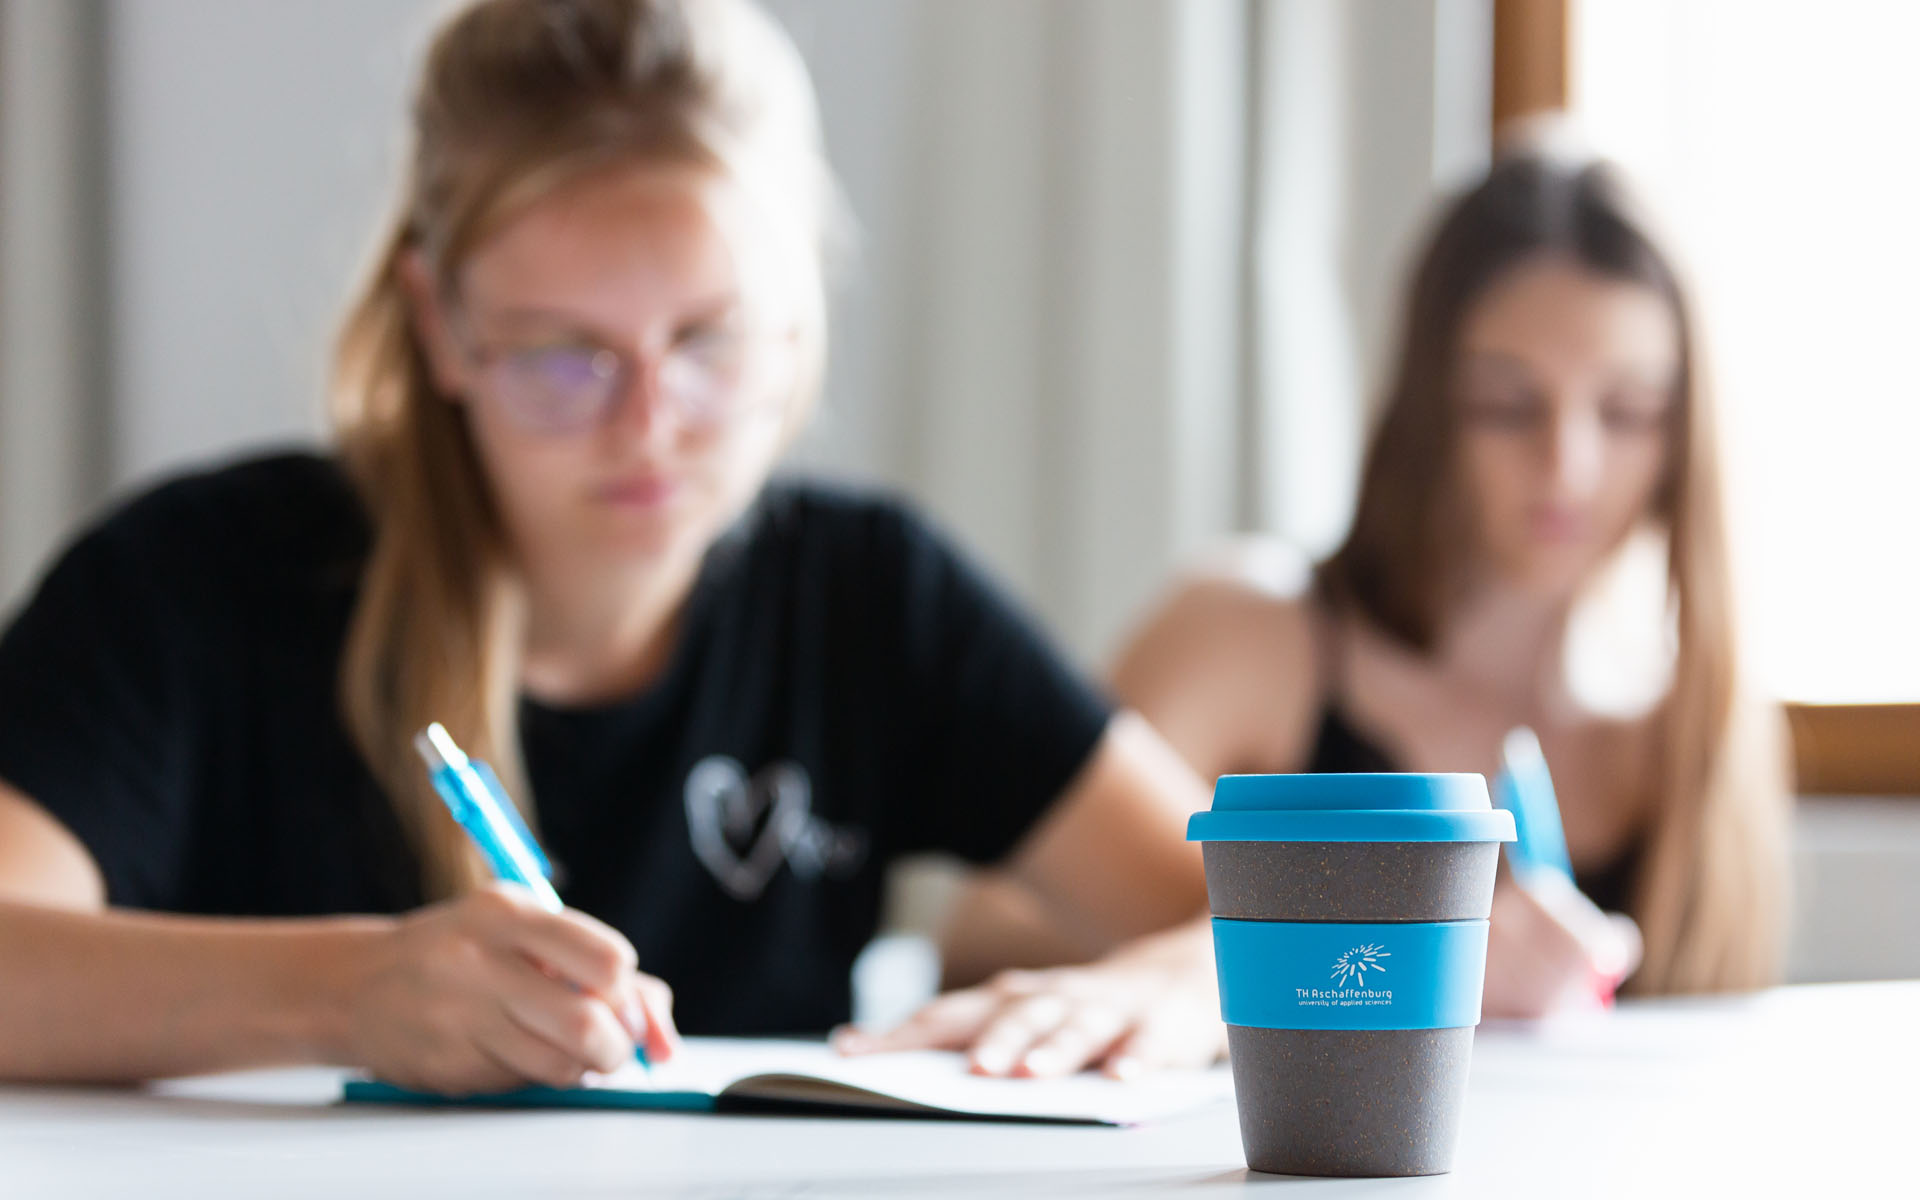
left=335, top=883, right=679, bottom=1096
left=1483, top=871, right=1643, bottom=1019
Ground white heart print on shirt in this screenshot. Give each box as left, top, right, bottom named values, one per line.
left=683, top=756, right=869, bottom=901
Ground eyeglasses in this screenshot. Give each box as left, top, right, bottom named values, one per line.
left=450, top=313, right=790, bottom=436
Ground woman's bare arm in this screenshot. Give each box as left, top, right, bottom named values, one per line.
left=0, top=779, right=376, bottom=1080
left=843, top=715, right=1224, bottom=1075
left=938, top=562, right=1326, bottom=984
left=0, top=780, right=674, bottom=1088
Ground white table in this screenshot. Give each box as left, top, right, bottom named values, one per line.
left=3, top=981, right=1912, bottom=1197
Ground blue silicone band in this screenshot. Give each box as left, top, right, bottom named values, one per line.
left=1212, top=918, right=1490, bottom=1031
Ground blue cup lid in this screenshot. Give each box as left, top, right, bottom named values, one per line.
left=1185, top=772, right=1517, bottom=843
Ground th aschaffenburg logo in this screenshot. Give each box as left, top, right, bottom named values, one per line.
left=1330, top=944, right=1390, bottom=988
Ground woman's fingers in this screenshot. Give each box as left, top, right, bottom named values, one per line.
left=492, top=952, right=632, bottom=1075
left=1492, top=879, right=1592, bottom=1015
left=1503, top=878, right=1594, bottom=966
left=840, top=953, right=1224, bottom=1082
left=622, top=973, right=682, bottom=1063
left=1487, top=874, right=1645, bottom=1017
left=1009, top=1002, right=1132, bottom=1078
left=1522, top=871, right=1642, bottom=986
left=477, top=1011, right=595, bottom=1089
left=462, top=888, right=683, bottom=1075
left=965, top=993, right=1075, bottom=1076
left=1604, top=912, right=1645, bottom=981
left=477, top=888, right=638, bottom=998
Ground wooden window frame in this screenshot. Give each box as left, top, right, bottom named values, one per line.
left=1786, top=705, right=1920, bottom=796
left=1492, top=0, right=1570, bottom=136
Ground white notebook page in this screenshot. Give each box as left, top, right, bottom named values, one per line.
left=587, top=1037, right=1233, bottom=1125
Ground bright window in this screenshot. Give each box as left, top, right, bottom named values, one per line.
left=1574, top=1, right=1920, bottom=702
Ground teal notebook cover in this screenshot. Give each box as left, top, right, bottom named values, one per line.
left=342, top=1078, right=716, bottom=1112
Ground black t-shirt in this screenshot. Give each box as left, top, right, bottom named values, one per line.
left=0, top=453, right=1112, bottom=1035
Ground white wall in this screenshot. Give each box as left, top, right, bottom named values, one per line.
left=103, top=0, right=437, bottom=484
left=1789, top=799, right=1920, bottom=983
left=0, top=0, right=107, bottom=601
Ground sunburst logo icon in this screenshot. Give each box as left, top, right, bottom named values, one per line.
left=1330, top=944, right=1390, bottom=988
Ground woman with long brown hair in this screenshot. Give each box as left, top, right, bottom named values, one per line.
left=0, top=0, right=1220, bottom=1091
left=952, top=151, right=1791, bottom=1014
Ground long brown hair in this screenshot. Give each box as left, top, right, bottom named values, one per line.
left=330, top=0, right=834, bottom=899
left=1320, top=152, right=1791, bottom=993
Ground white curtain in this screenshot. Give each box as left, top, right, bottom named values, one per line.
left=779, top=0, right=1491, bottom=662
left=1247, top=0, right=1491, bottom=562
left=0, top=0, right=110, bottom=603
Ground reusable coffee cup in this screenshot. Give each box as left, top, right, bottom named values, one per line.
left=1188, top=773, right=1515, bottom=1177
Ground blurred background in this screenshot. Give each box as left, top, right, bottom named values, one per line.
left=2, top=0, right=1915, bottom=994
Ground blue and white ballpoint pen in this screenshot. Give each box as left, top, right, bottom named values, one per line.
left=413, top=722, right=650, bottom=1066
left=414, top=722, right=563, bottom=911
left=1493, top=726, right=1619, bottom=1006
left=1492, top=726, right=1574, bottom=884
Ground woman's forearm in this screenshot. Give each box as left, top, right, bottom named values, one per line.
left=0, top=900, right=385, bottom=1083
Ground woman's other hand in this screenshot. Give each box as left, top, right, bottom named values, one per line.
left=833, top=920, right=1223, bottom=1079
left=1483, top=870, right=1643, bottom=1019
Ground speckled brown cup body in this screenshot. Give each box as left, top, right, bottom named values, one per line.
left=1204, top=840, right=1500, bottom=1177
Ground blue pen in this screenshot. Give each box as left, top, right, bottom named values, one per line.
left=414, top=723, right=563, bottom=910
left=413, top=722, right=648, bottom=1067
left=1491, top=726, right=1575, bottom=884
left=1493, top=726, right=1624, bottom=1006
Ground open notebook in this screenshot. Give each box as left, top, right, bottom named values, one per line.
left=342, top=1037, right=1233, bottom=1127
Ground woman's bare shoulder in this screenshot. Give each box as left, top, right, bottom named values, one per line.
left=1127, top=537, right=1319, bottom=655
left=1109, top=538, right=1326, bottom=770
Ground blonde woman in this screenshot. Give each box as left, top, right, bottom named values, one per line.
left=0, top=0, right=1219, bottom=1093
left=951, top=153, right=1791, bottom=1015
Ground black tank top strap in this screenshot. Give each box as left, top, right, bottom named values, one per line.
left=1306, top=588, right=1348, bottom=708
left=1300, top=593, right=1401, bottom=774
